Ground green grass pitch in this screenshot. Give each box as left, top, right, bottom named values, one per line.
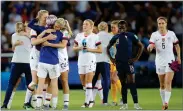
left=1, top=88, right=182, bottom=110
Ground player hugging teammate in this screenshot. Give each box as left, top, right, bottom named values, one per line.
left=1, top=8, right=181, bottom=111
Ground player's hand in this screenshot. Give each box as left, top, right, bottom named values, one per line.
left=42, top=41, right=50, bottom=46
left=110, top=58, right=116, bottom=65
left=15, top=40, right=23, bottom=45
left=47, top=34, right=56, bottom=40
left=44, top=29, right=55, bottom=33
left=177, top=56, right=181, bottom=64
left=128, top=57, right=138, bottom=64
left=147, top=45, right=153, bottom=52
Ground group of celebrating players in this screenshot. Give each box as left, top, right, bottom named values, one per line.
left=1, top=9, right=181, bottom=110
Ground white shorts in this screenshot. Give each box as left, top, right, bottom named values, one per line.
left=156, top=65, right=173, bottom=75
left=30, top=48, right=40, bottom=71
left=59, top=57, right=69, bottom=73
left=78, top=63, right=96, bottom=74
left=37, top=62, right=60, bottom=79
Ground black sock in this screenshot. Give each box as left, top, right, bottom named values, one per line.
left=122, top=81, right=128, bottom=104
left=129, top=83, right=138, bottom=103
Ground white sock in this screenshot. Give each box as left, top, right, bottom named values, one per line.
left=63, top=94, right=69, bottom=106
left=7, top=92, right=15, bottom=109
left=93, top=85, right=98, bottom=101
left=32, top=95, right=37, bottom=101
left=52, top=96, right=58, bottom=108
left=97, top=80, right=101, bottom=85
left=24, top=88, right=33, bottom=103
left=36, top=95, right=43, bottom=107
left=165, top=91, right=171, bottom=104
left=98, top=87, right=103, bottom=101
left=44, top=93, right=52, bottom=105
left=43, top=84, right=48, bottom=102
left=87, top=83, right=93, bottom=103
left=160, top=89, right=165, bottom=105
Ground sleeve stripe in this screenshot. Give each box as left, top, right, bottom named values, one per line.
left=63, top=37, right=69, bottom=40
left=31, top=35, right=37, bottom=38
left=74, top=40, right=78, bottom=45
left=173, top=41, right=179, bottom=45
left=149, top=41, right=155, bottom=44
left=95, top=42, right=101, bottom=46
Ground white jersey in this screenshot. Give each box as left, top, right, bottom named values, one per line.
left=11, top=33, right=31, bottom=63
left=96, top=31, right=112, bottom=63
left=29, top=29, right=40, bottom=71
left=74, top=32, right=101, bottom=66
left=58, top=30, right=69, bottom=61
left=149, top=30, right=179, bottom=66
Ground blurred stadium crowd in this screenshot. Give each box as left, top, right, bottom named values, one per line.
left=1, top=1, right=182, bottom=73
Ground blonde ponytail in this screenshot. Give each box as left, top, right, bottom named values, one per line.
left=65, top=20, right=73, bottom=37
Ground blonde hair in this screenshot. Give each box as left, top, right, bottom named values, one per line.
left=111, top=20, right=120, bottom=26
left=84, top=19, right=94, bottom=27
left=98, top=21, right=108, bottom=31
left=56, top=18, right=73, bottom=37
left=36, top=10, right=48, bottom=20
left=157, top=16, right=168, bottom=23
left=15, top=22, right=25, bottom=33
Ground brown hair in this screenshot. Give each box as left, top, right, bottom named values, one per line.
left=157, top=16, right=168, bottom=23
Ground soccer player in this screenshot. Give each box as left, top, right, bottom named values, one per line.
left=110, top=20, right=123, bottom=106
left=73, top=19, right=102, bottom=108
left=35, top=19, right=64, bottom=110
left=43, top=18, right=73, bottom=110
left=1, top=22, right=32, bottom=109
left=107, top=20, right=144, bottom=110
left=147, top=16, right=181, bottom=110
left=92, top=21, right=112, bottom=106
left=23, top=10, right=50, bottom=109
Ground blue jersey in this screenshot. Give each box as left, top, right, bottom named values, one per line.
left=39, top=30, right=63, bottom=65
left=28, top=19, right=46, bottom=51
left=109, top=32, right=139, bottom=62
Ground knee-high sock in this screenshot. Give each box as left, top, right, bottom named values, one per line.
left=129, top=83, right=138, bottom=103
left=160, top=89, right=165, bottom=105
left=165, top=90, right=171, bottom=104
left=122, top=81, right=127, bottom=104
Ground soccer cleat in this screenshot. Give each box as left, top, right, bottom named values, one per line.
left=102, top=103, right=111, bottom=106
left=89, top=101, right=95, bottom=108
left=23, top=103, right=34, bottom=110
left=119, top=98, right=123, bottom=106
left=35, top=106, right=42, bottom=110
left=43, top=104, right=50, bottom=110
left=162, top=103, right=168, bottom=110
left=62, top=105, right=69, bottom=110
left=134, top=103, right=142, bottom=110
left=81, top=103, right=89, bottom=108
left=1, top=104, right=8, bottom=109
left=120, top=104, right=128, bottom=110
left=111, top=102, right=118, bottom=106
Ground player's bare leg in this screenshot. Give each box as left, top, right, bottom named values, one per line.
left=60, top=71, right=70, bottom=110
left=79, top=75, right=86, bottom=90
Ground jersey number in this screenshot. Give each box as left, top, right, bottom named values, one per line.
left=162, top=43, right=165, bottom=49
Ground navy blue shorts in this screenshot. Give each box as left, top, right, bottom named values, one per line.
left=116, top=61, right=135, bottom=75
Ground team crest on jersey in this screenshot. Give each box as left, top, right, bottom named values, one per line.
left=116, top=38, right=119, bottom=44
left=162, top=38, right=165, bottom=42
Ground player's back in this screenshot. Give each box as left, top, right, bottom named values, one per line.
left=39, top=30, right=63, bottom=65
left=96, top=31, right=112, bottom=63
